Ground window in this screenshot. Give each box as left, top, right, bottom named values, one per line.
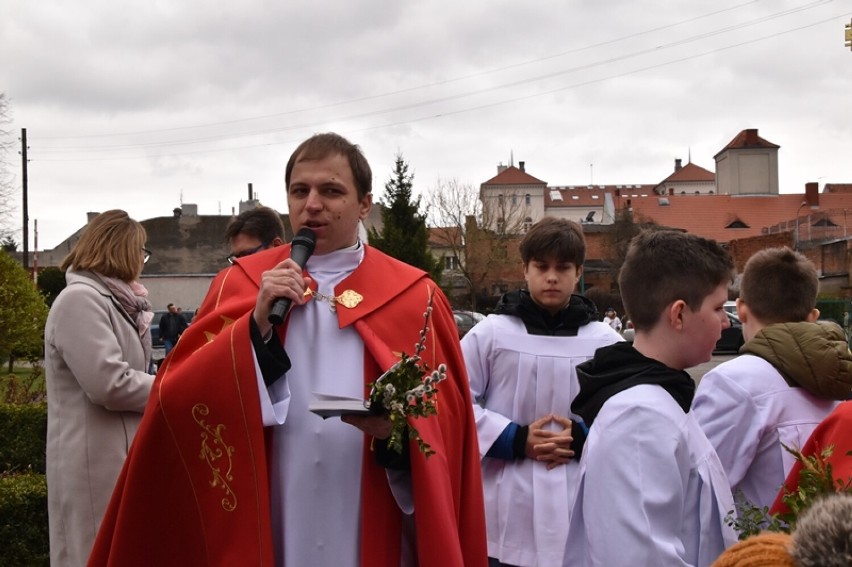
left=525, top=193, right=531, bottom=205
left=511, top=194, right=518, bottom=206
left=444, top=255, right=459, bottom=270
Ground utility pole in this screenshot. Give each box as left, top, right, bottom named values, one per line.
left=795, top=200, right=807, bottom=250
left=20, top=128, right=28, bottom=270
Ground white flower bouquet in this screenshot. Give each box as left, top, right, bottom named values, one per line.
left=365, top=288, right=447, bottom=457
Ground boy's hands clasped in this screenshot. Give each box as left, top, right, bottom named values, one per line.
left=526, top=415, right=575, bottom=470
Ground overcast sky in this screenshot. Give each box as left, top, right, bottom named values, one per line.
left=2, top=0, right=851, bottom=250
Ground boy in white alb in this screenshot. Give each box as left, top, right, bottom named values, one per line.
left=463, top=217, right=622, bottom=567
left=692, top=247, right=852, bottom=511
left=564, top=230, right=737, bottom=567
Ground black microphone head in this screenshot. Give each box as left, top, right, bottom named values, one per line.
left=291, top=227, right=317, bottom=254
left=289, top=227, right=316, bottom=267
left=269, top=227, right=318, bottom=325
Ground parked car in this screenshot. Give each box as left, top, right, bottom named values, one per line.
left=621, top=311, right=743, bottom=354
left=453, top=310, right=485, bottom=338
left=715, top=311, right=745, bottom=353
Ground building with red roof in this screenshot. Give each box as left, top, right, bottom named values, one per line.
left=470, top=128, right=852, bottom=303
left=479, top=128, right=851, bottom=247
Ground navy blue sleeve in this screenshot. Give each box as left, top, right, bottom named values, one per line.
left=486, top=422, right=522, bottom=460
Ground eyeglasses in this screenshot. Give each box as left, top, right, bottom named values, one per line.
left=142, top=248, right=152, bottom=264
left=227, top=242, right=269, bottom=264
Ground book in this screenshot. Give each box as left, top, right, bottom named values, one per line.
left=308, top=394, right=372, bottom=418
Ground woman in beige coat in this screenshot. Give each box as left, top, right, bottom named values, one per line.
left=45, top=210, right=156, bottom=566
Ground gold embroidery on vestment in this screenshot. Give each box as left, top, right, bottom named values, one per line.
left=305, top=289, right=363, bottom=312
left=193, top=404, right=237, bottom=512
left=338, top=289, right=363, bottom=308
left=202, top=315, right=235, bottom=345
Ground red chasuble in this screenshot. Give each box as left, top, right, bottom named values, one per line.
left=770, top=401, right=852, bottom=516
left=88, top=245, right=487, bottom=567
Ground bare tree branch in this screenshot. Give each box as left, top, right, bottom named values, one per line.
left=424, top=178, right=530, bottom=310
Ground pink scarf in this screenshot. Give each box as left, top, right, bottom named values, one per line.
left=97, top=274, right=154, bottom=368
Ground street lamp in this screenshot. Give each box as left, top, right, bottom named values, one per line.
left=795, top=200, right=807, bottom=250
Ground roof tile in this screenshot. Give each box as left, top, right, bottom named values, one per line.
left=482, top=166, right=547, bottom=186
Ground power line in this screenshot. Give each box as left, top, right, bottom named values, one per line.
left=32, top=7, right=848, bottom=163
left=34, top=0, right=767, bottom=142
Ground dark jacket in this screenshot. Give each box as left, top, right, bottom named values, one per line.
left=493, top=290, right=597, bottom=336
left=571, top=342, right=695, bottom=429
left=158, top=312, right=187, bottom=343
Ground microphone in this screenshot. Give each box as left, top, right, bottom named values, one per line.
left=268, top=227, right=317, bottom=326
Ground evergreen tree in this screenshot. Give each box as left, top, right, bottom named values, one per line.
left=37, top=266, right=66, bottom=306
left=368, top=154, right=440, bottom=280
left=0, top=250, right=49, bottom=370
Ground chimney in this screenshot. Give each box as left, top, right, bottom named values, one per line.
left=248, top=183, right=253, bottom=201
left=497, top=163, right=508, bottom=174
left=805, top=182, right=819, bottom=208
left=745, top=128, right=759, bottom=145
left=674, top=158, right=682, bottom=171
left=173, top=207, right=182, bottom=218
left=519, top=161, right=525, bottom=172
left=86, top=212, right=100, bottom=223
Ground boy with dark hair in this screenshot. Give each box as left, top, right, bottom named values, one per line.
left=563, top=230, right=737, bottom=567
left=693, top=247, right=852, bottom=511
left=462, top=216, right=622, bottom=567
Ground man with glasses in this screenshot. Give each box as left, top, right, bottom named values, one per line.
left=225, top=206, right=286, bottom=264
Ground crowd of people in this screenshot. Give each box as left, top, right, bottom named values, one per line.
left=42, top=132, right=852, bottom=567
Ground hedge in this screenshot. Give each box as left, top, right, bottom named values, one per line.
left=0, top=403, right=47, bottom=474
left=0, top=471, right=49, bottom=566
left=0, top=401, right=49, bottom=565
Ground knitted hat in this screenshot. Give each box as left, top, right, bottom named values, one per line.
left=711, top=532, right=796, bottom=567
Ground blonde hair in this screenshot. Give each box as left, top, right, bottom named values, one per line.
left=60, top=210, right=147, bottom=282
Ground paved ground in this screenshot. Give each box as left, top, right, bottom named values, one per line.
left=151, top=347, right=165, bottom=371
left=688, top=353, right=736, bottom=385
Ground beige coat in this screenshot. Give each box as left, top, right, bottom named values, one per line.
left=45, top=270, right=155, bottom=567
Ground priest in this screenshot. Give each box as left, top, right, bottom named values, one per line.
left=89, top=133, right=487, bottom=567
